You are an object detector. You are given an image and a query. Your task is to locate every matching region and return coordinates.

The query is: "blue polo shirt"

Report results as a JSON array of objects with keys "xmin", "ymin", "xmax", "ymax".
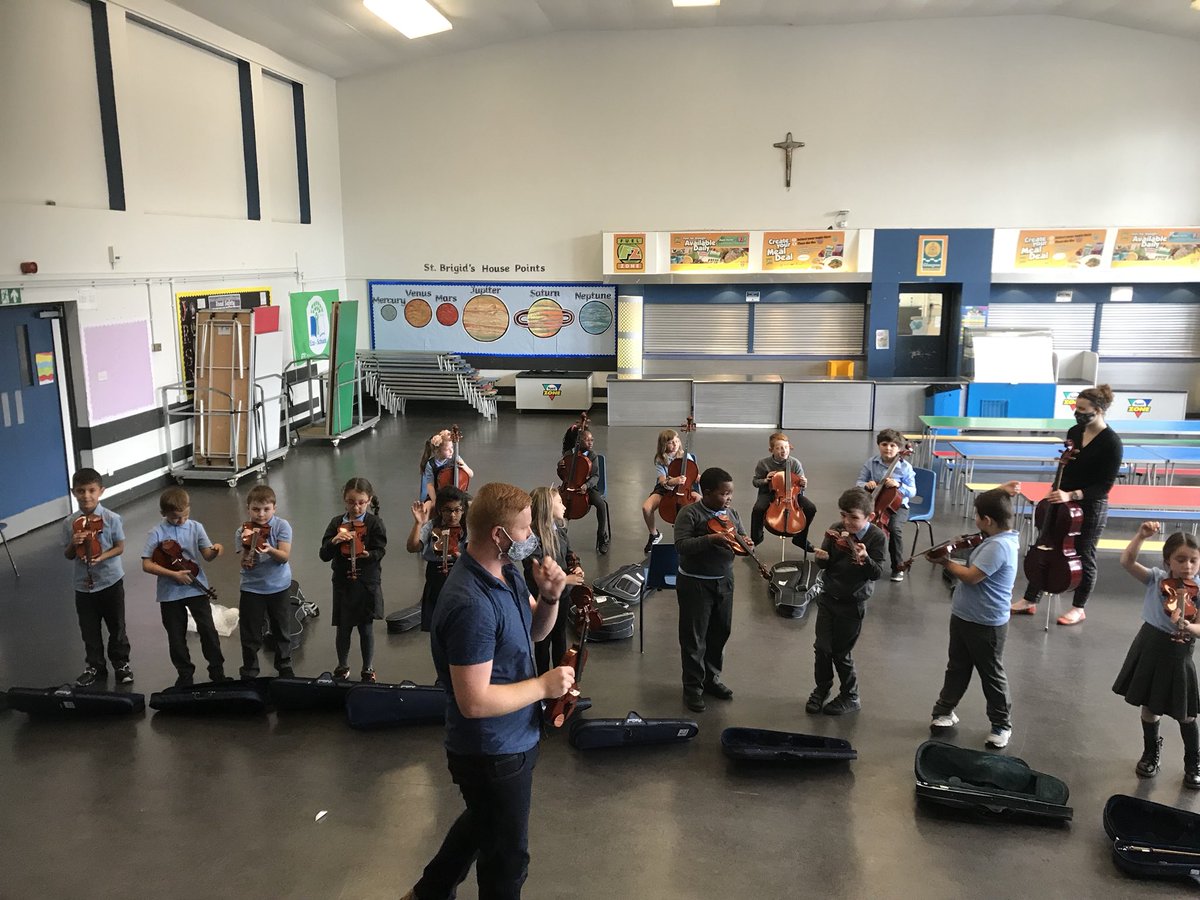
[
  {"xmin": 1141, "ymin": 566, "xmax": 1183, "ymax": 636},
  {"xmin": 62, "ymin": 504, "xmax": 125, "ymax": 592},
  {"xmin": 951, "ymin": 530, "xmax": 1019, "ymax": 626},
  {"xmin": 142, "ymin": 519, "xmax": 214, "ymax": 602},
  {"xmin": 235, "ymin": 516, "xmax": 293, "ymax": 594},
  {"xmin": 856, "ymin": 455, "xmax": 916, "ymax": 508},
  {"xmin": 431, "ymin": 549, "xmax": 540, "ymax": 756}
]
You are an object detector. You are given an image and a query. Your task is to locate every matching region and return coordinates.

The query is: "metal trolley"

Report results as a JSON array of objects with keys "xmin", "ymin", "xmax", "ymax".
[{"xmin": 286, "ymin": 357, "xmax": 380, "ymax": 449}]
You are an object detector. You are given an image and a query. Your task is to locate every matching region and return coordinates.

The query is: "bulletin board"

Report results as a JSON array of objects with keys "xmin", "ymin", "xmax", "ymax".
[
  {"xmin": 175, "ymin": 287, "xmax": 271, "ymax": 386},
  {"xmin": 81, "ymin": 320, "xmax": 156, "ymax": 425}
]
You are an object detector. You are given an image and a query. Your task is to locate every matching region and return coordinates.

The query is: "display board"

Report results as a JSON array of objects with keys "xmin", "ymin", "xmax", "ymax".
[
  {"xmin": 175, "ymin": 287, "xmax": 271, "ymax": 387},
  {"xmin": 369, "ymin": 282, "xmax": 616, "ymax": 357},
  {"xmin": 289, "ymin": 289, "xmax": 336, "ymax": 361},
  {"xmin": 328, "ymin": 300, "xmax": 358, "ymax": 435},
  {"xmin": 81, "ymin": 320, "xmax": 155, "ymax": 424}
]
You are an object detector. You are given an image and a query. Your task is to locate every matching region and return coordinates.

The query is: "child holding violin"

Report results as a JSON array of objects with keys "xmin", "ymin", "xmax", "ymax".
[
  {"xmin": 805, "ymin": 488, "xmax": 886, "ymax": 717},
  {"xmin": 62, "ymin": 468, "xmax": 133, "ymax": 687},
  {"xmin": 856, "ymin": 427, "xmax": 916, "ymax": 582},
  {"xmin": 673, "ymin": 467, "xmax": 742, "ymax": 713},
  {"xmin": 524, "ymin": 485, "xmax": 586, "ymax": 675},
  {"xmin": 643, "ymin": 428, "xmax": 701, "ymax": 554},
  {"xmin": 927, "ymin": 487, "xmax": 1018, "ymax": 750},
  {"xmin": 319, "ymin": 476, "xmax": 387, "ymax": 682},
  {"xmin": 1113, "ymin": 522, "xmax": 1200, "ymax": 788},
  {"xmin": 560, "ymin": 423, "xmax": 611, "ymax": 555},
  {"xmin": 750, "ymin": 431, "xmax": 817, "ymax": 552},
  {"xmin": 407, "ymin": 485, "xmax": 469, "ymax": 632},
  {"xmin": 141, "ymin": 487, "xmax": 227, "ymax": 687},
  {"xmin": 419, "ymin": 429, "xmax": 474, "ymax": 513},
  {"xmin": 235, "ymin": 484, "xmax": 294, "ymax": 680}
]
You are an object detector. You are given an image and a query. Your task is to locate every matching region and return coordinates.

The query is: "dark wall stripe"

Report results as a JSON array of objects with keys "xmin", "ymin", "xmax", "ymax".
[
  {"xmin": 88, "ymin": 0, "xmax": 125, "ymax": 211},
  {"xmin": 238, "ymin": 60, "xmax": 261, "ymax": 221},
  {"xmin": 292, "ymin": 82, "xmax": 311, "ymax": 224}
]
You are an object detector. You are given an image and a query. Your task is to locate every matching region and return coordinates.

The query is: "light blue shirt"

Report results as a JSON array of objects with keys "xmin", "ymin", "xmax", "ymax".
[
  {"xmin": 654, "ymin": 452, "xmax": 696, "ymax": 488},
  {"xmin": 62, "ymin": 504, "xmax": 125, "ymax": 593},
  {"xmin": 235, "ymin": 516, "xmax": 293, "ymax": 595},
  {"xmin": 856, "ymin": 455, "xmax": 916, "ymax": 508},
  {"xmin": 142, "ymin": 519, "xmax": 214, "ymax": 603},
  {"xmin": 1141, "ymin": 566, "xmax": 1184, "ymax": 636},
  {"xmin": 951, "ymin": 530, "xmax": 1019, "ymax": 626}
]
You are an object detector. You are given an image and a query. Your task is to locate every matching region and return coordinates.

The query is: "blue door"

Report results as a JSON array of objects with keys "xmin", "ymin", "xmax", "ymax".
[{"xmin": 0, "ymin": 305, "xmax": 70, "ymax": 530}]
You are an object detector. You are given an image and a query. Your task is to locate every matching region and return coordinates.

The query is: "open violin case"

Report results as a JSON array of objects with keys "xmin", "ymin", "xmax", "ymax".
[
  {"xmin": 770, "ymin": 561, "xmax": 813, "ymax": 619},
  {"xmin": 569, "ymin": 595, "xmax": 634, "ymax": 641},
  {"xmin": 149, "ymin": 677, "xmax": 272, "ymax": 715},
  {"xmin": 721, "ymin": 727, "xmax": 856, "ymax": 763},
  {"xmin": 914, "ymin": 740, "xmax": 1072, "ymax": 822},
  {"xmin": 269, "ymin": 671, "xmax": 356, "ymax": 711},
  {"xmin": 345, "ymin": 680, "xmax": 446, "ymax": 730},
  {"xmin": 6, "ymin": 684, "xmax": 145, "ymax": 717},
  {"xmin": 1103, "ymin": 794, "xmax": 1200, "ymax": 884},
  {"xmin": 386, "ymin": 604, "xmax": 422, "ymax": 634},
  {"xmin": 569, "ymin": 711, "xmax": 699, "ymax": 750},
  {"xmin": 592, "ymin": 563, "xmax": 645, "ymax": 604}
]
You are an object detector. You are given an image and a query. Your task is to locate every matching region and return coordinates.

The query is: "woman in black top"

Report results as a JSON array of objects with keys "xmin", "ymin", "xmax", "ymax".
[{"xmin": 1012, "ymin": 384, "xmax": 1122, "ymax": 625}]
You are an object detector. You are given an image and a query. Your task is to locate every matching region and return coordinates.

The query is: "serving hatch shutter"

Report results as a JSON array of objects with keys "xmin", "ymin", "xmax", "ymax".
[
  {"xmin": 1099, "ymin": 304, "xmax": 1200, "ymax": 357},
  {"xmin": 643, "ymin": 304, "xmax": 748, "ymax": 354},
  {"xmin": 983, "ymin": 304, "xmax": 1095, "ymax": 352},
  {"xmin": 752, "ymin": 304, "xmax": 864, "ymax": 355}
]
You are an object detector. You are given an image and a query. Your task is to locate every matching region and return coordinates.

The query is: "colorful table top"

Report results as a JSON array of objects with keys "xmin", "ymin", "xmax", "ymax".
[{"xmin": 1018, "ymin": 482, "xmax": 1200, "ymax": 510}]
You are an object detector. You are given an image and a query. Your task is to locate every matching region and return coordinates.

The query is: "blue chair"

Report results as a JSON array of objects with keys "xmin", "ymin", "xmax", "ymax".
[
  {"xmin": 594, "ymin": 453, "xmax": 607, "ymax": 497},
  {"xmin": 908, "ymin": 466, "xmax": 937, "ymax": 557},
  {"xmin": 640, "ymin": 542, "xmax": 678, "ymax": 653},
  {"xmin": 0, "ymin": 522, "xmax": 17, "ymax": 576}
]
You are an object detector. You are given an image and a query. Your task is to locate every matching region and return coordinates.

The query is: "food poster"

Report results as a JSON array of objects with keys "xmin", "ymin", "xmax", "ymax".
[
  {"xmin": 917, "ymin": 235, "xmax": 948, "ymax": 277},
  {"xmin": 613, "ymin": 234, "xmax": 646, "ymax": 273},
  {"xmin": 1015, "ymin": 230, "xmax": 1107, "ymax": 268},
  {"xmin": 369, "ymin": 282, "xmax": 616, "ymax": 357},
  {"xmin": 175, "ymin": 288, "xmax": 270, "ymax": 388},
  {"xmin": 762, "ymin": 231, "xmax": 847, "ymax": 271},
  {"xmin": 669, "ymin": 233, "xmax": 750, "ymax": 271},
  {"xmin": 1112, "ymin": 229, "xmax": 1200, "ymax": 267}
]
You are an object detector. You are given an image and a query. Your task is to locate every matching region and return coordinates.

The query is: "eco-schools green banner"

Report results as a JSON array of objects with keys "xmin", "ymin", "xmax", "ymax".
[{"xmin": 289, "ymin": 290, "xmax": 338, "ymax": 360}]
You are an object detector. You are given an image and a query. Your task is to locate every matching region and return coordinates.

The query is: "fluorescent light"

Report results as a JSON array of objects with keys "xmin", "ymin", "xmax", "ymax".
[
  {"xmin": 364, "ymin": 0, "xmax": 452, "ymax": 39},
  {"xmin": 674, "ymin": 1, "xmax": 721, "ymax": 7},
  {"xmin": 1111, "ymin": 285, "xmax": 1134, "ymax": 303}
]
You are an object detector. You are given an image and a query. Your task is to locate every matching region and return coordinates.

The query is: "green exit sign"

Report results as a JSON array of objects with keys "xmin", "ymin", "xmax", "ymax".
[{"xmin": 0, "ymin": 287, "xmax": 22, "ymax": 305}]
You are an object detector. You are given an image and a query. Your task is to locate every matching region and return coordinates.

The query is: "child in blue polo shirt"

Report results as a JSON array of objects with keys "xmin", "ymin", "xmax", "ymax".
[
  {"xmin": 928, "ymin": 487, "xmax": 1018, "ymax": 749},
  {"xmin": 63, "ymin": 468, "xmax": 133, "ymax": 686},
  {"xmin": 856, "ymin": 427, "xmax": 916, "ymax": 582},
  {"xmin": 141, "ymin": 487, "xmax": 227, "ymax": 686},
  {"xmin": 235, "ymin": 484, "xmax": 294, "ymax": 679}
]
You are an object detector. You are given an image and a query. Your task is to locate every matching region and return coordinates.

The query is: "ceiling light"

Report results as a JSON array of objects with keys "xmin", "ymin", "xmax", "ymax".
[
  {"xmin": 673, "ymin": 1, "xmax": 721, "ymax": 7},
  {"xmin": 364, "ymin": 0, "xmax": 452, "ymax": 39}
]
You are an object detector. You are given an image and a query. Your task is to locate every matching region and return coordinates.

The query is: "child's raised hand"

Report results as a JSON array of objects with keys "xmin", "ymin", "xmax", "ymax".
[
  {"xmin": 1138, "ymin": 521, "xmax": 1162, "ymax": 539},
  {"xmin": 813, "ymin": 548, "xmax": 829, "ymax": 561},
  {"xmin": 411, "ymin": 500, "xmax": 428, "ymax": 524}
]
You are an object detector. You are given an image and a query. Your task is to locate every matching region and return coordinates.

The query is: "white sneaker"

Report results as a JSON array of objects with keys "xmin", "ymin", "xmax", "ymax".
[
  {"xmin": 930, "ymin": 711, "xmax": 959, "ymax": 731},
  {"xmin": 985, "ymin": 726, "xmax": 1012, "ymax": 749}
]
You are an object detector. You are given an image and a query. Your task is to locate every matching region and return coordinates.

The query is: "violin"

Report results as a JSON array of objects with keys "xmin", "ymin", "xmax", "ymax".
[
  {"xmin": 544, "ymin": 582, "xmax": 603, "ymax": 729},
  {"xmin": 338, "ymin": 520, "xmax": 369, "ymax": 581},
  {"xmin": 708, "ymin": 512, "xmax": 771, "ymax": 581},
  {"xmin": 239, "ymin": 521, "xmax": 272, "ymax": 570},
  {"xmin": 659, "ymin": 415, "xmax": 700, "ymax": 526},
  {"xmin": 73, "ymin": 513, "xmax": 103, "ymax": 589},
  {"xmin": 824, "ymin": 528, "xmax": 868, "ymax": 566},
  {"xmin": 556, "ymin": 412, "xmax": 593, "ymax": 521},
  {"xmin": 435, "ymin": 425, "xmax": 469, "ymax": 491},
  {"xmin": 764, "ymin": 467, "xmax": 807, "ymax": 537},
  {"xmin": 1161, "ymin": 577, "xmax": 1199, "ymax": 644},
  {"xmin": 897, "ymin": 532, "xmax": 985, "ymax": 573},
  {"xmin": 152, "ymin": 539, "xmax": 218, "ymax": 600},
  {"xmin": 432, "ymin": 524, "xmax": 462, "ymax": 576},
  {"xmin": 870, "ymin": 443, "xmax": 914, "ymax": 530},
  {"xmin": 1023, "ymin": 441, "xmax": 1083, "ymax": 596}
]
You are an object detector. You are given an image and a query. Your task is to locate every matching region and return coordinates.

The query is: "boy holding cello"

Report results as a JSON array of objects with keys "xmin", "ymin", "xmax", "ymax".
[
  {"xmin": 857, "ymin": 428, "xmax": 916, "ymax": 582},
  {"xmin": 750, "ymin": 431, "xmax": 817, "ymax": 552}
]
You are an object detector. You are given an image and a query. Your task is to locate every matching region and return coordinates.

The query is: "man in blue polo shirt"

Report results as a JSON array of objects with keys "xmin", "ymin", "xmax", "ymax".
[{"xmin": 404, "ymin": 482, "xmax": 572, "ymax": 900}]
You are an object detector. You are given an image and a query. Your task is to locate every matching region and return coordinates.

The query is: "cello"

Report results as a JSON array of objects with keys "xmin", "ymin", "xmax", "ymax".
[
  {"xmin": 1022, "ymin": 441, "xmax": 1084, "ymax": 596},
  {"xmin": 708, "ymin": 512, "xmax": 771, "ymax": 581},
  {"xmin": 544, "ymin": 580, "xmax": 603, "ymax": 728},
  {"xmin": 556, "ymin": 412, "xmax": 593, "ymax": 521},
  {"xmin": 338, "ymin": 520, "xmax": 369, "ymax": 581},
  {"xmin": 152, "ymin": 539, "xmax": 218, "ymax": 601},
  {"xmin": 869, "ymin": 443, "xmax": 914, "ymax": 530},
  {"xmin": 765, "ymin": 468, "xmax": 807, "ymax": 537},
  {"xmin": 896, "ymin": 532, "xmax": 986, "ymax": 573},
  {"xmin": 73, "ymin": 513, "xmax": 103, "ymax": 589},
  {"xmin": 435, "ymin": 425, "xmax": 469, "ymax": 491},
  {"xmin": 659, "ymin": 416, "xmax": 699, "ymax": 525},
  {"xmin": 1161, "ymin": 577, "xmax": 1199, "ymax": 644}
]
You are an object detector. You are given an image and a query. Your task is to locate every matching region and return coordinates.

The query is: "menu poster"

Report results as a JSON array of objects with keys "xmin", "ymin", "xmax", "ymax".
[
  {"xmin": 917, "ymin": 235, "xmax": 948, "ymax": 277},
  {"xmin": 1015, "ymin": 229, "xmax": 1106, "ymax": 268},
  {"xmin": 669, "ymin": 232, "xmax": 750, "ymax": 271},
  {"xmin": 613, "ymin": 233, "xmax": 646, "ymax": 272},
  {"xmin": 1112, "ymin": 229, "xmax": 1200, "ymax": 267},
  {"xmin": 762, "ymin": 231, "xmax": 847, "ymax": 271}
]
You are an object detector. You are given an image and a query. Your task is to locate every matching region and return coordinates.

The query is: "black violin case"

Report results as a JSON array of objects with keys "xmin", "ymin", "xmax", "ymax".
[
  {"xmin": 263, "ymin": 579, "xmax": 319, "ymax": 651},
  {"xmin": 569, "ymin": 711, "xmax": 698, "ymax": 750},
  {"xmin": 721, "ymin": 727, "xmax": 856, "ymax": 763},
  {"xmin": 386, "ymin": 604, "xmax": 422, "ymax": 634},
  {"xmin": 770, "ymin": 561, "xmax": 813, "ymax": 619},
  {"xmin": 592, "ymin": 564, "xmax": 645, "ymax": 604},
  {"xmin": 914, "ymin": 740, "xmax": 1072, "ymax": 822},
  {"xmin": 149, "ymin": 678, "xmax": 272, "ymax": 715},
  {"xmin": 345, "ymin": 680, "xmax": 446, "ymax": 730},
  {"xmin": 1104, "ymin": 794, "xmax": 1200, "ymax": 884},
  {"xmin": 6, "ymin": 684, "xmax": 145, "ymax": 717},
  {"xmin": 569, "ymin": 595, "xmax": 634, "ymax": 641},
  {"xmin": 269, "ymin": 672, "xmax": 356, "ymax": 711}
]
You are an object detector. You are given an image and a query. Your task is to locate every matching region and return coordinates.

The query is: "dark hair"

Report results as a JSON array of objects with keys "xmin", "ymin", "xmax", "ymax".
[
  {"xmin": 974, "ymin": 488, "xmax": 1013, "ymax": 529},
  {"xmin": 1163, "ymin": 531, "xmax": 1200, "ymax": 562},
  {"xmin": 561, "ymin": 423, "xmax": 588, "ymax": 455},
  {"xmin": 837, "ymin": 487, "xmax": 872, "ymax": 517},
  {"xmin": 876, "ymin": 428, "xmax": 904, "ymax": 446},
  {"xmin": 435, "ymin": 485, "xmax": 469, "ymax": 517},
  {"xmin": 72, "ymin": 468, "xmax": 103, "ymax": 489},
  {"xmin": 343, "ymin": 476, "xmax": 381, "ymax": 515},
  {"xmin": 699, "ymin": 467, "xmax": 733, "ymax": 493},
  {"xmin": 159, "ymin": 486, "xmax": 189, "ymax": 514},
  {"xmin": 1077, "ymin": 383, "xmax": 1114, "ymax": 413},
  {"xmin": 246, "ymin": 485, "xmax": 276, "ymax": 507}
]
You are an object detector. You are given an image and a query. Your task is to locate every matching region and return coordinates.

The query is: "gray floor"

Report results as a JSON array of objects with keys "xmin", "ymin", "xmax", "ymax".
[{"xmin": 0, "ymin": 407, "xmax": 1195, "ymax": 899}]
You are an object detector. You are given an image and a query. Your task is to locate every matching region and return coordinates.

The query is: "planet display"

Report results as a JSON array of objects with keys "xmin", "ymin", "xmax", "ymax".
[
  {"xmin": 379, "ymin": 303, "xmax": 398, "ymax": 321},
  {"xmin": 404, "ymin": 298, "xmax": 432, "ymax": 328},
  {"xmin": 462, "ymin": 294, "xmax": 509, "ymax": 342},
  {"xmin": 436, "ymin": 303, "xmax": 459, "ymax": 326},
  {"xmin": 515, "ymin": 298, "xmax": 575, "ymax": 338},
  {"xmin": 578, "ymin": 300, "xmax": 613, "ymax": 335}
]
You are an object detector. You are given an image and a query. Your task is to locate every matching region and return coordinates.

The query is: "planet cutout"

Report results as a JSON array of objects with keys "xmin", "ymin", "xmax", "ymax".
[
  {"xmin": 462, "ymin": 294, "xmax": 509, "ymax": 342},
  {"xmin": 379, "ymin": 303, "xmax": 398, "ymax": 321},
  {"xmin": 578, "ymin": 300, "xmax": 613, "ymax": 335},
  {"xmin": 516, "ymin": 297, "xmax": 575, "ymax": 338},
  {"xmin": 436, "ymin": 303, "xmax": 459, "ymax": 326},
  {"xmin": 404, "ymin": 298, "xmax": 432, "ymax": 328}
]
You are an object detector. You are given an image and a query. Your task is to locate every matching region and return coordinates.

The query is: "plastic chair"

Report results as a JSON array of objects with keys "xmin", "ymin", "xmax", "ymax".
[
  {"xmin": 640, "ymin": 543, "xmax": 678, "ymax": 653},
  {"xmin": 595, "ymin": 454, "xmax": 607, "ymax": 497},
  {"xmin": 0, "ymin": 522, "xmax": 17, "ymax": 576},
  {"xmin": 908, "ymin": 466, "xmax": 937, "ymax": 557}
]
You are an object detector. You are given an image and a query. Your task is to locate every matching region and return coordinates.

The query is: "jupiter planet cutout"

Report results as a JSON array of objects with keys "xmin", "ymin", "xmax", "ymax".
[{"xmin": 462, "ymin": 294, "xmax": 509, "ymax": 342}]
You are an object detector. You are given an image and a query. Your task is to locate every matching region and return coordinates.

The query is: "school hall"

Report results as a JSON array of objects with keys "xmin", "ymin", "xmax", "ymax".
[{"xmin": 3, "ymin": 2, "xmax": 1200, "ymax": 898}]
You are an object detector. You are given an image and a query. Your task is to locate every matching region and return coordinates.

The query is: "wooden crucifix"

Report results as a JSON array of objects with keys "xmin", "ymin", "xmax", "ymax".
[{"xmin": 773, "ymin": 131, "xmax": 805, "ymax": 190}]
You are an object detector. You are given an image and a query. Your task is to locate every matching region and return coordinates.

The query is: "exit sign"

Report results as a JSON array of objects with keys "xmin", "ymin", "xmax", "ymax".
[{"xmin": 0, "ymin": 287, "xmax": 22, "ymax": 305}]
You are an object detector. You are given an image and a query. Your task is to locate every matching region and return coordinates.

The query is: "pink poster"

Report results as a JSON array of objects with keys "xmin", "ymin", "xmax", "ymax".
[{"xmin": 81, "ymin": 320, "xmax": 155, "ymax": 424}]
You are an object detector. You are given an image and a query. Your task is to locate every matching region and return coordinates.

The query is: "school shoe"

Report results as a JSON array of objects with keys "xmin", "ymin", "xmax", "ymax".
[
  {"xmin": 333, "ymin": 666, "xmax": 351, "ymax": 681},
  {"xmin": 644, "ymin": 531, "xmax": 663, "ymax": 554},
  {"xmin": 806, "ymin": 688, "xmax": 830, "ymax": 715},
  {"xmin": 277, "ymin": 667, "xmax": 295, "ymax": 678},
  {"xmin": 930, "ymin": 711, "xmax": 959, "ymax": 731},
  {"xmin": 114, "ymin": 665, "xmax": 134, "ymax": 685},
  {"xmin": 823, "ymin": 695, "xmax": 861, "ymax": 716},
  {"xmin": 75, "ymin": 667, "xmax": 103, "ymax": 687},
  {"xmin": 597, "ymin": 537, "xmax": 611, "ymax": 555},
  {"xmin": 1136, "ymin": 737, "xmax": 1162, "ymax": 778},
  {"xmin": 890, "ymin": 571, "xmax": 904, "ymax": 583},
  {"xmin": 683, "ymin": 690, "xmax": 705, "ymax": 713},
  {"xmin": 1185, "ymin": 759, "xmax": 1200, "ymax": 790},
  {"xmin": 1057, "ymin": 608, "xmax": 1086, "ymax": 626},
  {"xmin": 209, "ymin": 669, "xmax": 232, "ymax": 683},
  {"xmin": 175, "ymin": 672, "xmax": 195, "ymax": 688},
  {"xmin": 985, "ymin": 726, "xmax": 1012, "ymax": 750},
  {"xmin": 703, "ymin": 681, "xmax": 733, "ymax": 700},
  {"xmin": 361, "ymin": 668, "xmax": 377, "ymax": 683}
]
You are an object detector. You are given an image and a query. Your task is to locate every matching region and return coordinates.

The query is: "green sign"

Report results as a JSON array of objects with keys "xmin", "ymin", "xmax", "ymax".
[
  {"xmin": 329, "ymin": 300, "xmax": 359, "ymax": 435},
  {"xmin": 0, "ymin": 287, "xmax": 22, "ymax": 305},
  {"xmin": 288, "ymin": 289, "xmax": 337, "ymax": 361}
]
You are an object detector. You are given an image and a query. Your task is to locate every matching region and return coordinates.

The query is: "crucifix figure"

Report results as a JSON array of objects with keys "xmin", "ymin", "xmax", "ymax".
[{"xmin": 773, "ymin": 131, "xmax": 805, "ymax": 190}]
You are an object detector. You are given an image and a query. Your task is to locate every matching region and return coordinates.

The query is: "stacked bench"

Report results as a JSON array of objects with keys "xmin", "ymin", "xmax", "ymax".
[{"xmin": 357, "ymin": 351, "xmax": 498, "ymax": 420}]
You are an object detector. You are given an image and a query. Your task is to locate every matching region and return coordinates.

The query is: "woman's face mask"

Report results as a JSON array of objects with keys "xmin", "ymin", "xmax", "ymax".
[
  {"xmin": 498, "ymin": 527, "xmax": 539, "ymax": 562},
  {"xmin": 1074, "ymin": 410, "xmax": 1096, "ymax": 426}
]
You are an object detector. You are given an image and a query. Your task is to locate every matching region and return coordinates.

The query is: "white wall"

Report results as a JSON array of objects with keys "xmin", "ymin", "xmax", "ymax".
[{"xmin": 337, "ymin": 15, "xmax": 1200, "ymax": 284}]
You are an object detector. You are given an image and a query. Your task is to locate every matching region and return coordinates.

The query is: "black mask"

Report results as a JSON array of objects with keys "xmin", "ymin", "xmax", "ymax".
[{"xmin": 1074, "ymin": 411, "xmax": 1096, "ymax": 426}]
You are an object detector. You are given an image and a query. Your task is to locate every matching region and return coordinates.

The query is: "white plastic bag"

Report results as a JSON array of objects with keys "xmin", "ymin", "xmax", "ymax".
[{"xmin": 186, "ymin": 603, "xmax": 240, "ymax": 638}]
